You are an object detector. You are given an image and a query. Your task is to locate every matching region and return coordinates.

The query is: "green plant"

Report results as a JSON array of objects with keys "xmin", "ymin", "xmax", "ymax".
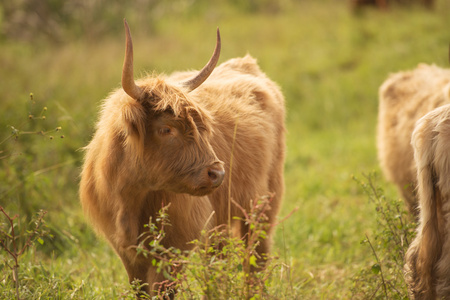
[
  {"xmin": 0, "ymin": 92, "xmax": 65, "ymax": 216},
  {"xmin": 133, "ymin": 195, "xmax": 295, "ymax": 299},
  {"xmin": 0, "ymin": 207, "xmax": 48, "ymax": 300},
  {"xmin": 0, "ymin": 92, "xmax": 62, "ymax": 299},
  {"xmin": 351, "ymin": 173, "xmax": 416, "ymax": 299},
  {"xmin": 1, "ymin": 92, "xmax": 63, "ymax": 154}
]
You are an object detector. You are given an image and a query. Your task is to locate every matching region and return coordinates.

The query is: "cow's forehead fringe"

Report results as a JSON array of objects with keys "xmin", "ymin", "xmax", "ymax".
[{"xmin": 140, "ymin": 76, "xmax": 213, "ymax": 131}]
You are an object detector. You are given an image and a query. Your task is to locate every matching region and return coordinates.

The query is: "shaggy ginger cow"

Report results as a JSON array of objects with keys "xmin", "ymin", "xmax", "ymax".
[
  {"xmin": 80, "ymin": 20, "xmax": 285, "ymax": 296},
  {"xmin": 405, "ymin": 101, "xmax": 450, "ymax": 299},
  {"xmin": 377, "ymin": 64, "xmax": 450, "ymax": 215}
]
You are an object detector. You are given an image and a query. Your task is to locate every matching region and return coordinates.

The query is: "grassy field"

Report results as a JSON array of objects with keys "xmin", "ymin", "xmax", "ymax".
[{"xmin": 1, "ymin": 0, "xmax": 450, "ymax": 298}]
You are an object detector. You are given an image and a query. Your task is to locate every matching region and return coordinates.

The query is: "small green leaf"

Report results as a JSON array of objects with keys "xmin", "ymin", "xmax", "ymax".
[
  {"xmin": 371, "ymin": 263, "xmax": 381, "ymax": 274},
  {"xmin": 249, "ymin": 255, "xmax": 258, "ymax": 267},
  {"xmin": 37, "ymin": 237, "xmax": 44, "ymax": 245}
]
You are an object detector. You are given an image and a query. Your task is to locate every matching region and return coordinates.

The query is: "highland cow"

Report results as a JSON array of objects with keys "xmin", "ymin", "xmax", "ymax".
[
  {"xmin": 377, "ymin": 64, "xmax": 450, "ymax": 215},
  {"xmin": 404, "ymin": 101, "xmax": 450, "ymax": 299},
  {"xmin": 79, "ymin": 20, "xmax": 285, "ymax": 296},
  {"xmin": 350, "ymin": 0, "xmax": 388, "ymax": 11},
  {"xmin": 350, "ymin": 0, "xmax": 434, "ymax": 11}
]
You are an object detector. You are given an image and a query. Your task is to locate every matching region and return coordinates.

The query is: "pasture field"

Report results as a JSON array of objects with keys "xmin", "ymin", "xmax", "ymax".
[{"xmin": 1, "ymin": 0, "xmax": 450, "ymax": 298}]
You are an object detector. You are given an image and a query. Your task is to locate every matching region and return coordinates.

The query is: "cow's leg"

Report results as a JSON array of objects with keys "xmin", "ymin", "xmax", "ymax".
[
  {"xmin": 259, "ymin": 143, "xmax": 285, "ymax": 262},
  {"xmin": 117, "ymin": 252, "xmax": 152, "ymax": 296},
  {"xmin": 118, "ymin": 251, "xmax": 174, "ymax": 298},
  {"xmin": 398, "ymin": 183, "xmax": 419, "ymax": 217},
  {"xmin": 146, "ymin": 265, "xmax": 175, "ymax": 299}
]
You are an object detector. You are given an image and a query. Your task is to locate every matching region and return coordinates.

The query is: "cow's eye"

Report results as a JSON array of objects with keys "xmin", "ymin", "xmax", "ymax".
[{"xmin": 159, "ymin": 126, "xmax": 172, "ymax": 136}]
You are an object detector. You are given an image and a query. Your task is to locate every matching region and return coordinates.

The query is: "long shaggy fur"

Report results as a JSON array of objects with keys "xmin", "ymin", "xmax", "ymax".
[
  {"xmin": 377, "ymin": 64, "xmax": 450, "ymax": 215},
  {"xmin": 405, "ymin": 103, "xmax": 450, "ymax": 299},
  {"xmin": 80, "ymin": 54, "xmax": 285, "ymax": 295}
]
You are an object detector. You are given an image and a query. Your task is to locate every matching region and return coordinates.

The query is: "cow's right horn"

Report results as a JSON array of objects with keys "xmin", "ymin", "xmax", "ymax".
[
  {"xmin": 122, "ymin": 19, "xmax": 144, "ymax": 100},
  {"xmin": 182, "ymin": 28, "xmax": 221, "ymax": 93}
]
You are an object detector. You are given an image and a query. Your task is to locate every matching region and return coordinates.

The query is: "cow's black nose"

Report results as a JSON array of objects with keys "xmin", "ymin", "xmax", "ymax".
[{"xmin": 207, "ymin": 164, "xmax": 225, "ymax": 188}]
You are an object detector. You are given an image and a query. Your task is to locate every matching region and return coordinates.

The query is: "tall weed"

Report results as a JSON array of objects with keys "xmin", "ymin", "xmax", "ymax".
[
  {"xmin": 0, "ymin": 93, "xmax": 64, "ymax": 217},
  {"xmin": 0, "ymin": 207, "xmax": 48, "ymax": 300},
  {"xmin": 0, "ymin": 93, "xmax": 64, "ymax": 299},
  {"xmin": 352, "ymin": 173, "xmax": 416, "ymax": 299}
]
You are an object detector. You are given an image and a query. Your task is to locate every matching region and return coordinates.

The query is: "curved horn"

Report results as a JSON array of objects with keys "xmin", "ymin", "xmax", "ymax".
[
  {"xmin": 182, "ymin": 28, "xmax": 221, "ymax": 93},
  {"xmin": 122, "ymin": 19, "xmax": 144, "ymax": 100}
]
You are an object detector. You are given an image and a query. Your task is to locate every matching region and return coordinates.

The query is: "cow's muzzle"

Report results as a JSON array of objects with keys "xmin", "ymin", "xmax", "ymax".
[{"xmin": 207, "ymin": 162, "xmax": 225, "ymax": 188}]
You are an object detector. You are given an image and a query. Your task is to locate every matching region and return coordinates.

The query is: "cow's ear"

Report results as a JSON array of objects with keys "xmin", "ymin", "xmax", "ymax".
[{"xmin": 120, "ymin": 100, "xmax": 146, "ymax": 156}]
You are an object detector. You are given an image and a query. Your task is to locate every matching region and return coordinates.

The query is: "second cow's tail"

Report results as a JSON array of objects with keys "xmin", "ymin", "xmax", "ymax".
[{"xmin": 405, "ymin": 106, "xmax": 450, "ymax": 299}]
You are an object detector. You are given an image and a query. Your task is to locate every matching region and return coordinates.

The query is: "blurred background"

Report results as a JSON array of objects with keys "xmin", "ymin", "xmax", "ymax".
[{"xmin": 0, "ymin": 0, "xmax": 449, "ymax": 298}]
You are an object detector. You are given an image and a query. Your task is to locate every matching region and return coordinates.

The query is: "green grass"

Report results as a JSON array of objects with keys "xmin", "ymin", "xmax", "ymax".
[{"xmin": 1, "ymin": 0, "xmax": 450, "ymax": 298}]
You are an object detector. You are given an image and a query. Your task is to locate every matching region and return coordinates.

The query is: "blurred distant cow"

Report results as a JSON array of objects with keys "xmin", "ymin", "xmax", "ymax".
[
  {"xmin": 351, "ymin": 0, "xmax": 434, "ymax": 10},
  {"xmin": 351, "ymin": 0, "xmax": 388, "ymax": 10},
  {"xmin": 377, "ymin": 64, "xmax": 450, "ymax": 215},
  {"xmin": 404, "ymin": 102, "xmax": 450, "ymax": 299},
  {"xmin": 79, "ymin": 20, "xmax": 286, "ymax": 296}
]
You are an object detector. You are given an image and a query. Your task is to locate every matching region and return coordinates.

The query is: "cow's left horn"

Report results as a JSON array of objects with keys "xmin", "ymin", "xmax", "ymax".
[
  {"xmin": 182, "ymin": 28, "xmax": 221, "ymax": 93},
  {"xmin": 122, "ymin": 19, "xmax": 144, "ymax": 100}
]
